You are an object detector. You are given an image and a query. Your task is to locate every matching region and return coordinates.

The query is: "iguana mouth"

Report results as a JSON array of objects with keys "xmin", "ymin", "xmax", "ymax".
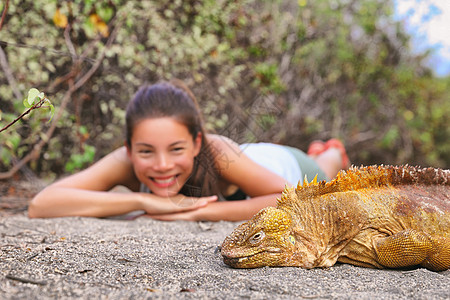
[
  {"xmin": 222, "ymin": 253, "xmax": 261, "ymax": 268},
  {"xmin": 222, "ymin": 248, "xmax": 282, "ymax": 268},
  {"xmin": 222, "ymin": 255, "xmax": 247, "ymax": 268}
]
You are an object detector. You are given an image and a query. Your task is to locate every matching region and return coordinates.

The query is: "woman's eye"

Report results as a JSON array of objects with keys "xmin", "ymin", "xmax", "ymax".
[{"xmin": 138, "ymin": 149, "xmax": 152, "ymax": 154}]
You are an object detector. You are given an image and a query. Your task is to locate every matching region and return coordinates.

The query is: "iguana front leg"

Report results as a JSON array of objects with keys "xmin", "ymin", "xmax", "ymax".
[{"xmin": 374, "ymin": 229, "xmax": 450, "ymax": 272}]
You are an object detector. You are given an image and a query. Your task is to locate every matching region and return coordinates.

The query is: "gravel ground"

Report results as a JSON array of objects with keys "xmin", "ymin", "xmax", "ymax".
[{"xmin": 0, "ymin": 213, "xmax": 449, "ymax": 299}]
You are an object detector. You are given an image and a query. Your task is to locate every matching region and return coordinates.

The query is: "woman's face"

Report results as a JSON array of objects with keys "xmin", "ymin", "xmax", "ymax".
[{"xmin": 127, "ymin": 117, "xmax": 202, "ymax": 197}]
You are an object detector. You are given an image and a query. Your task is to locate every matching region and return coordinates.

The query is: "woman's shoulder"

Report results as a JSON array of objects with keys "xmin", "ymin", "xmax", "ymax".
[
  {"xmin": 83, "ymin": 146, "xmax": 140, "ymax": 191},
  {"xmin": 206, "ymin": 134, "xmax": 240, "ymax": 153},
  {"xmin": 109, "ymin": 146, "xmax": 132, "ymax": 162},
  {"xmin": 102, "ymin": 146, "xmax": 136, "ymax": 177}
]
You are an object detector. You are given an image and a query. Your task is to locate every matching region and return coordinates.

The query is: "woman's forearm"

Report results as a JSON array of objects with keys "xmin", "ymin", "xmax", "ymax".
[
  {"xmin": 197, "ymin": 193, "xmax": 281, "ymax": 222},
  {"xmin": 28, "ymin": 187, "xmax": 143, "ymax": 218}
]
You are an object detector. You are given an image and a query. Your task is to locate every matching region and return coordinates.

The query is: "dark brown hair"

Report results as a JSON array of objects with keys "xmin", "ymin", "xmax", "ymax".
[{"xmin": 125, "ymin": 80, "xmax": 220, "ymax": 197}]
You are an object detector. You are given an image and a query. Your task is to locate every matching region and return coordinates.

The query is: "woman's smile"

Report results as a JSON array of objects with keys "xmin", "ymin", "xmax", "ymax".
[
  {"xmin": 150, "ymin": 175, "xmax": 179, "ymax": 188},
  {"xmin": 127, "ymin": 117, "xmax": 202, "ymax": 197}
]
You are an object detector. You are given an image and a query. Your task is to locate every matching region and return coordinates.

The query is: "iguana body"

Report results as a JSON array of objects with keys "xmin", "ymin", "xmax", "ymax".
[{"xmin": 221, "ymin": 165, "xmax": 450, "ymax": 271}]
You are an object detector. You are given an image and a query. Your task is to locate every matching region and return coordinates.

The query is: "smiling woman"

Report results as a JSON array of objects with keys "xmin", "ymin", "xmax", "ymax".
[
  {"xmin": 128, "ymin": 118, "xmax": 201, "ymax": 197},
  {"xmin": 28, "ymin": 80, "xmax": 349, "ymax": 221},
  {"xmin": 123, "ymin": 81, "xmax": 220, "ymax": 199},
  {"xmin": 128, "ymin": 117, "xmax": 203, "ymax": 197}
]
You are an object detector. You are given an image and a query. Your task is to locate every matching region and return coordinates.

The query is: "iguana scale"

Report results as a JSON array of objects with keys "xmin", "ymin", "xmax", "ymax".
[{"xmin": 221, "ymin": 165, "xmax": 450, "ymax": 271}]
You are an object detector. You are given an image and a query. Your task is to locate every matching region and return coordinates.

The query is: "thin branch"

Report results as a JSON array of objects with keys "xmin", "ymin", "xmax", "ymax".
[
  {"xmin": 72, "ymin": 21, "xmax": 121, "ymax": 92},
  {"xmin": 0, "ymin": 0, "xmax": 21, "ymax": 100},
  {"xmin": 79, "ymin": 34, "xmax": 102, "ymax": 59},
  {"xmin": 64, "ymin": 23, "xmax": 77, "ymax": 62},
  {"xmin": 0, "ymin": 99, "xmax": 47, "ymax": 133},
  {"xmin": 0, "ymin": 45, "xmax": 22, "ymax": 100},
  {"xmin": 0, "ymin": 0, "xmax": 9, "ymax": 31},
  {"xmin": 0, "ymin": 16, "xmax": 124, "ymax": 180},
  {"xmin": 0, "ymin": 40, "xmax": 96, "ymax": 64},
  {"xmin": 6, "ymin": 274, "xmax": 47, "ymax": 286},
  {"xmin": 46, "ymin": 68, "xmax": 78, "ymax": 92}
]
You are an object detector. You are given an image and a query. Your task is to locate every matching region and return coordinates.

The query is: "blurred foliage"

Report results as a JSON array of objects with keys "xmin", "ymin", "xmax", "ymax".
[{"xmin": 0, "ymin": 0, "xmax": 449, "ymax": 179}]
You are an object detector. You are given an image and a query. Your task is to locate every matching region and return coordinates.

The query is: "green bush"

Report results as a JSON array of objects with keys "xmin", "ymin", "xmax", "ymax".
[{"xmin": 0, "ymin": 0, "xmax": 448, "ymax": 180}]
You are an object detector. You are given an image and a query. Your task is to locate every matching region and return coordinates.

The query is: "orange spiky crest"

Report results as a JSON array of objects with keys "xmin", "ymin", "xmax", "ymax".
[{"xmin": 277, "ymin": 165, "xmax": 450, "ymax": 208}]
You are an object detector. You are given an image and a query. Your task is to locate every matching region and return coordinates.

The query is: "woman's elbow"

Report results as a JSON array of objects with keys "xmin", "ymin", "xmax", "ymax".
[
  {"xmin": 28, "ymin": 194, "xmax": 48, "ymax": 218},
  {"xmin": 28, "ymin": 199, "xmax": 40, "ymax": 218}
]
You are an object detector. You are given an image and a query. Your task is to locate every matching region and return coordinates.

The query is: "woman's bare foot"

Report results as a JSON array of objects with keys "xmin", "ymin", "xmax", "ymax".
[
  {"xmin": 307, "ymin": 139, "xmax": 351, "ymax": 179},
  {"xmin": 323, "ymin": 139, "xmax": 350, "ymax": 169}
]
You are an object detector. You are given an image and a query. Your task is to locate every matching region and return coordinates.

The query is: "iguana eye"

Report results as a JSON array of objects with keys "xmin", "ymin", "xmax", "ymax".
[{"xmin": 249, "ymin": 231, "xmax": 265, "ymax": 244}]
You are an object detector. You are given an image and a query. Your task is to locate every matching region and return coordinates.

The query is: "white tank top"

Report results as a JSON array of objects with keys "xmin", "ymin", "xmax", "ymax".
[{"xmin": 239, "ymin": 143, "xmax": 303, "ymax": 186}]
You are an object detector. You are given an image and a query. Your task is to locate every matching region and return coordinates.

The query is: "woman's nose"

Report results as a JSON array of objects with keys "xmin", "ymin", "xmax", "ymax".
[{"xmin": 153, "ymin": 153, "xmax": 173, "ymax": 171}]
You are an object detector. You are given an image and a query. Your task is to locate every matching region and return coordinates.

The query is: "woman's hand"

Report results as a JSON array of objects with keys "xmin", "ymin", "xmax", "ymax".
[
  {"xmin": 146, "ymin": 193, "xmax": 281, "ymax": 222},
  {"xmin": 139, "ymin": 193, "xmax": 217, "ymax": 215},
  {"xmin": 148, "ymin": 209, "xmax": 205, "ymax": 221}
]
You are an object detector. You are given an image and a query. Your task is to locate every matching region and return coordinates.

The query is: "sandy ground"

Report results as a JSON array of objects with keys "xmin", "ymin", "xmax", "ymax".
[{"xmin": 0, "ymin": 213, "xmax": 449, "ymax": 299}]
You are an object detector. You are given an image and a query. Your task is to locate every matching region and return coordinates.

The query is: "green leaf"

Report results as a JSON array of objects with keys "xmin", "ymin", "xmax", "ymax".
[
  {"xmin": 79, "ymin": 125, "xmax": 88, "ymax": 135},
  {"xmin": 27, "ymin": 88, "xmax": 40, "ymax": 106},
  {"xmin": 64, "ymin": 144, "xmax": 96, "ymax": 173},
  {"xmin": 48, "ymin": 104, "xmax": 55, "ymax": 122},
  {"xmin": 23, "ymin": 97, "xmax": 32, "ymax": 108},
  {"xmin": 43, "ymin": 100, "xmax": 55, "ymax": 122},
  {"xmin": 5, "ymin": 133, "xmax": 21, "ymax": 150},
  {"xmin": 0, "ymin": 147, "xmax": 12, "ymax": 166}
]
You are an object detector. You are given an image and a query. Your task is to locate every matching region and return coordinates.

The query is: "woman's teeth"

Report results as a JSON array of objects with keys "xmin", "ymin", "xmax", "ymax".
[{"xmin": 154, "ymin": 176, "xmax": 176, "ymax": 184}]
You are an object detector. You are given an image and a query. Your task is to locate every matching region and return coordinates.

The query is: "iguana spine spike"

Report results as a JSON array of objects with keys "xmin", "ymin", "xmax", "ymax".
[
  {"xmin": 296, "ymin": 181, "xmax": 302, "ymax": 191},
  {"xmin": 312, "ymin": 174, "xmax": 318, "ymax": 185}
]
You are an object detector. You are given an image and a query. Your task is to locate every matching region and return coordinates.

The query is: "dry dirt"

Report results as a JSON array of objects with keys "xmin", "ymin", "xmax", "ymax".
[{"xmin": 0, "ymin": 180, "xmax": 449, "ymax": 299}]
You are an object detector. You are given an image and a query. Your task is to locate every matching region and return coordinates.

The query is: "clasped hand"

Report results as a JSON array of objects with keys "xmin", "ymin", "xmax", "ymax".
[{"xmin": 139, "ymin": 193, "xmax": 218, "ymax": 221}]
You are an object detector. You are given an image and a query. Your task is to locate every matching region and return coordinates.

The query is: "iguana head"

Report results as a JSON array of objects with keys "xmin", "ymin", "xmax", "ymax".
[{"xmin": 221, "ymin": 206, "xmax": 297, "ymax": 268}]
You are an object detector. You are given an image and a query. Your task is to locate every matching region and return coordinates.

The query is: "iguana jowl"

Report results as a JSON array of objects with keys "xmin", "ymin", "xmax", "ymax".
[{"xmin": 221, "ymin": 165, "xmax": 450, "ymax": 271}]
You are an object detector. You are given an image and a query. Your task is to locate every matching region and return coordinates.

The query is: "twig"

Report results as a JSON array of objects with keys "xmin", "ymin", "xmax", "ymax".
[
  {"xmin": 0, "ymin": 0, "xmax": 8, "ymax": 31},
  {"xmin": 26, "ymin": 253, "xmax": 40, "ymax": 261},
  {"xmin": 79, "ymin": 34, "xmax": 102, "ymax": 60},
  {"xmin": 0, "ymin": 0, "xmax": 20, "ymax": 100},
  {"xmin": 0, "ymin": 40, "xmax": 96, "ymax": 64},
  {"xmin": 46, "ymin": 68, "xmax": 78, "ymax": 92},
  {"xmin": 0, "ymin": 99, "xmax": 47, "ymax": 133},
  {"xmin": 0, "ymin": 15, "xmax": 123, "ymax": 180},
  {"xmin": 72, "ymin": 18, "xmax": 121, "ymax": 92},
  {"xmin": 0, "ymin": 44, "xmax": 22, "ymax": 100},
  {"xmin": 46, "ymin": 26, "xmax": 101, "ymax": 92},
  {"xmin": 64, "ymin": 23, "xmax": 77, "ymax": 62},
  {"xmin": 5, "ymin": 274, "xmax": 47, "ymax": 286}
]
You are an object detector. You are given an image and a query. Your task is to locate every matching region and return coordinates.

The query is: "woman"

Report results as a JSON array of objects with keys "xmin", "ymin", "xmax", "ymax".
[{"xmin": 29, "ymin": 80, "xmax": 349, "ymax": 221}]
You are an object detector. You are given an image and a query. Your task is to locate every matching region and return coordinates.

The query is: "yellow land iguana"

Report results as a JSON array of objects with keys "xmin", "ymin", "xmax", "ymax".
[{"xmin": 221, "ymin": 165, "xmax": 450, "ymax": 271}]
